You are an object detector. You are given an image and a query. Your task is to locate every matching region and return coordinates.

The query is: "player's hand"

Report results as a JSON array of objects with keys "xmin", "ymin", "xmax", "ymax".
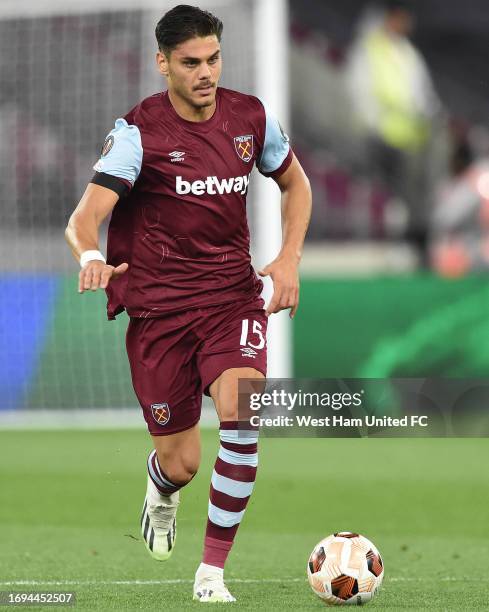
[
  {"xmin": 78, "ymin": 260, "xmax": 129, "ymax": 293},
  {"xmin": 258, "ymin": 255, "xmax": 300, "ymax": 318}
]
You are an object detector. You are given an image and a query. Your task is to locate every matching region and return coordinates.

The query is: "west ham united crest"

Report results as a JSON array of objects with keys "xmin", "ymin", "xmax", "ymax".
[
  {"xmin": 234, "ymin": 135, "xmax": 253, "ymax": 162},
  {"xmin": 151, "ymin": 403, "xmax": 170, "ymax": 426}
]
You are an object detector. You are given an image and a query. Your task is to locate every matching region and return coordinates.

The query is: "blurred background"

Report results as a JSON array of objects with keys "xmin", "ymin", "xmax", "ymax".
[{"xmin": 2, "ymin": 0, "xmax": 489, "ymax": 426}]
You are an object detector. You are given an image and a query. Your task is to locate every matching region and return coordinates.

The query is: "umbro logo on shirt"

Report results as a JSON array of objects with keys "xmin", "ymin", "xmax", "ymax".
[
  {"xmin": 169, "ymin": 151, "xmax": 185, "ymax": 162},
  {"xmin": 176, "ymin": 174, "xmax": 250, "ymax": 196}
]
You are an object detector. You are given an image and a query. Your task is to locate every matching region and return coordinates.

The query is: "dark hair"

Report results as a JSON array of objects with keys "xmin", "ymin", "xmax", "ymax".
[{"xmin": 155, "ymin": 5, "xmax": 223, "ymax": 54}]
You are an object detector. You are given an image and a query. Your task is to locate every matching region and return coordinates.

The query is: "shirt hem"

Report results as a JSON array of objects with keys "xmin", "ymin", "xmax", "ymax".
[{"xmin": 108, "ymin": 291, "xmax": 264, "ymax": 321}]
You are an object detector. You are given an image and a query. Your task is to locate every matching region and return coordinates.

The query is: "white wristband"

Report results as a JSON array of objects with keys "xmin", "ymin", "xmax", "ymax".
[{"xmin": 80, "ymin": 250, "xmax": 106, "ymax": 268}]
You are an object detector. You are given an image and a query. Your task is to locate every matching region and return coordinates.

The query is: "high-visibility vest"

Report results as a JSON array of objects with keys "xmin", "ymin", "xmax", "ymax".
[{"xmin": 365, "ymin": 30, "xmax": 429, "ymax": 151}]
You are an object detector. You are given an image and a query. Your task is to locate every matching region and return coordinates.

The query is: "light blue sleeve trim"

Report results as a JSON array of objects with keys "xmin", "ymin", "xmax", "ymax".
[
  {"xmin": 257, "ymin": 99, "xmax": 290, "ymax": 174},
  {"xmin": 93, "ymin": 118, "xmax": 142, "ymax": 184}
]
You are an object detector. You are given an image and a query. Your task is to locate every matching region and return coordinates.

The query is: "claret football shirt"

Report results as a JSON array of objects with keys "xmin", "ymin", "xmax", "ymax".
[{"xmin": 91, "ymin": 87, "xmax": 293, "ymax": 319}]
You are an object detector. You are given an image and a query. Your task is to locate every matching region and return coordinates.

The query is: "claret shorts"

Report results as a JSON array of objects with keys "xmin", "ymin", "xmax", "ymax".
[{"xmin": 126, "ymin": 296, "xmax": 267, "ymax": 436}]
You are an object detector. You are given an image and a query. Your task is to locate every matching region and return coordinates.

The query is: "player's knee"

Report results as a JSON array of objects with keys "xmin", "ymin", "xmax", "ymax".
[
  {"xmin": 219, "ymin": 406, "xmax": 239, "ymax": 422},
  {"xmin": 211, "ymin": 368, "xmax": 265, "ymax": 421}
]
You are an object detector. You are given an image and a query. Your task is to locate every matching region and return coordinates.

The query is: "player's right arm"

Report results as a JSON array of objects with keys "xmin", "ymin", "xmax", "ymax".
[
  {"xmin": 65, "ymin": 118, "xmax": 143, "ymax": 293},
  {"xmin": 65, "ymin": 184, "xmax": 128, "ymax": 293}
]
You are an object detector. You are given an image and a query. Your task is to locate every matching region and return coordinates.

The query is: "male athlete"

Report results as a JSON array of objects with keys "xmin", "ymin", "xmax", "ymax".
[{"xmin": 65, "ymin": 5, "xmax": 311, "ymax": 603}]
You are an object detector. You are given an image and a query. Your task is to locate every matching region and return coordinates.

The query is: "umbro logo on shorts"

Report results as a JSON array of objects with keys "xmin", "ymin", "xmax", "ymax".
[
  {"xmin": 176, "ymin": 174, "xmax": 250, "ymax": 196},
  {"xmin": 151, "ymin": 403, "xmax": 171, "ymax": 425},
  {"xmin": 240, "ymin": 347, "xmax": 257, "ymax": 359}
]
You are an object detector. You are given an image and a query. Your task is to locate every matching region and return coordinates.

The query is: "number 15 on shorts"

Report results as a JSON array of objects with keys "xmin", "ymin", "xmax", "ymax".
[{"xmin": 240, "ymin": 319, "xmax": 265, "ymax": 350}]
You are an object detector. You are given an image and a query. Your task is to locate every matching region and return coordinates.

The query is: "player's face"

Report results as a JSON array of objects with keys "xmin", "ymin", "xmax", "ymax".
[{"xmin": 159, "ymin": 36, "xmax": 222, "ymax": 111}]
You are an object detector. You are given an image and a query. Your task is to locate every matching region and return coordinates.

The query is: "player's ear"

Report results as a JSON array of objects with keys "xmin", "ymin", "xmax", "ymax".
[{"xmin": 156, "ymin": 50, "xmax": 169, "ymax": 78}]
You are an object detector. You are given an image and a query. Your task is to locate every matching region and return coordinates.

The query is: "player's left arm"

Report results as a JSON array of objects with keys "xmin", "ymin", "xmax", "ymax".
[{"xmin": 258, "ymin": 154, "xmax": 312, "ymax": 318}]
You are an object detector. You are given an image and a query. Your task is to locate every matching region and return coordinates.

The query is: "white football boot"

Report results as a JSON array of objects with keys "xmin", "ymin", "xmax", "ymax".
[
  {"xmin": 193, "ymin": 563, "xmax": 236, "ymax": 603},
  {"xmin": 140, "ymin": 475, "xmax": 179, "ymax": 561}
]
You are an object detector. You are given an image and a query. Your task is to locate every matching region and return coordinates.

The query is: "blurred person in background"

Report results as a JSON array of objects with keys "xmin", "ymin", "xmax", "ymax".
[
  {"xmin": 430, "ymin": 126, "xmax": 489, "ymax": 277},
  {"xmin": 346, "ymin": 0, "xmax": 443, "ymax": 259}
]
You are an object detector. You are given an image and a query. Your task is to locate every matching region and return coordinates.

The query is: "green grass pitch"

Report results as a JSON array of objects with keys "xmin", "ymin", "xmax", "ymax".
[{"xmin": 0, "ymin": 430, "xmax": 488, "ymax": 610}]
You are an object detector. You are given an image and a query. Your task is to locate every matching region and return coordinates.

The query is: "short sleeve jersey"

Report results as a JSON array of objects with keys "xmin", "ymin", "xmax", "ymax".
[{"xmin": 91, "ymin": 87, "xmax": 293, "ymax": 319}]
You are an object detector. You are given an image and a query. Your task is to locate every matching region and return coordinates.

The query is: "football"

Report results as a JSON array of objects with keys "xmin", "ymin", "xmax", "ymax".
[{"xmin": 307, "ymin": 532, "xmax": 384, "ymax": 605}]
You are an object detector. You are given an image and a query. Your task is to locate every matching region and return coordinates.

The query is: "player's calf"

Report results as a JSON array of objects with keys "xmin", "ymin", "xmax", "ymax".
[{"xmin": 194, "ymin": 422, "xmax": 259, "ymax": 602}]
